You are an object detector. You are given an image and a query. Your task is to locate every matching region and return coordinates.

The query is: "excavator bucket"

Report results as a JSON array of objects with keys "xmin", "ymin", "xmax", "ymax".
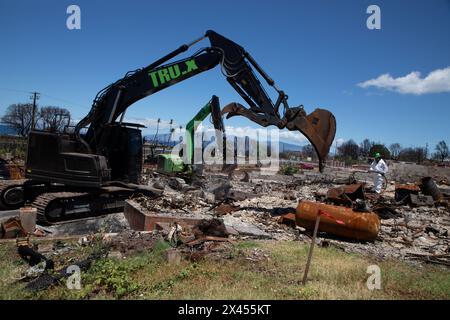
[{"xmin": 286, "ymin": 108, "xmax": 336, "ymax": 172}]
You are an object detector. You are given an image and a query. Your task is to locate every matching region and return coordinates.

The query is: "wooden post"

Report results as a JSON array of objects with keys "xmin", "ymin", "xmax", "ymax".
[{"xmin": 302, "ymin": 212, "xmax": 321, "ymax": 285}]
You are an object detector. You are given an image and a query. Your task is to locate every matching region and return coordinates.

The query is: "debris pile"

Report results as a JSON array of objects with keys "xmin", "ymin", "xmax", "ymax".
[
  {"xmin": 120, "ymin": 170, "xmax": 450, "ymax": 267},
  {"xmin": 133, "ymin": 192, "xmax": 211, "ymax": 214},
  {"xmin": 107, "ymin": 230, "xmax": 164, "ymax": 257},
  {"xmin": 1, "ymin": 165, "xmax": 449, "ymax": 270}
]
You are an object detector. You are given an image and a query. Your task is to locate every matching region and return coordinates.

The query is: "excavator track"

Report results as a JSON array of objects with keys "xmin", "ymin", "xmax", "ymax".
[
  {"xmin": 0, "ymin": 179, "xmax": 28, "ymax": 209},
  {"xmin": 32, "ymin": 186, "xmax": 138, "ymax": 225},
  {"xmin": 0, "ymin": 179, "xmax": 67, "ymax": 210}
]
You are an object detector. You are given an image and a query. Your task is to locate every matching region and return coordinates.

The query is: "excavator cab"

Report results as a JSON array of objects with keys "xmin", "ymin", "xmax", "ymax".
[
  {"xmin": 26, "ymin": 130, "xmax": 110, "ymax": 187},
  {"xmin": 100, "ymin": 123, "xmax": 144, "ymax": 183},
  {"xmin": 25, "ymin": 122, "xmax": 144, "ymax": 187}
]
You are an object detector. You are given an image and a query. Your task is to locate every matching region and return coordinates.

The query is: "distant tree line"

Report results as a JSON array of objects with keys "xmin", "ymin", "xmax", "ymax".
[
  {"xmin": 276, "ymin": 138, "xmax": 448, "ymax": 166},
  {"xmin": 1, "ymin": 103, "xmax": 71, "ymax": 137},
  {"xmin": 335, "ymin": 138, "xmax": 448, "ymax": 164}
]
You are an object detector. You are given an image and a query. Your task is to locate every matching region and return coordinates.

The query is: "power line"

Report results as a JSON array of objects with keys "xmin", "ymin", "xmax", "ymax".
[
  {"xmin": 0, "ymin": 87, "xmax": 90, "ymax": 110},
  {"xmin": 39, "ymin": 93, "xmax": 90, "ymax": 110},
  {"xmin": 0, "ymin": 87, "xmax": 32, "ymax": 94}
]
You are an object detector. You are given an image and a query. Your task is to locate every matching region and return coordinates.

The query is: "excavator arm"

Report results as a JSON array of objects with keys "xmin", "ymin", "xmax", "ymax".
[
  {"xmin": 76, "ymin": 30, "xmax": 336, "ymax": 171},
  {"xmin": 185, "ymin": 95, "xmax": 224, "ymax": 166}
]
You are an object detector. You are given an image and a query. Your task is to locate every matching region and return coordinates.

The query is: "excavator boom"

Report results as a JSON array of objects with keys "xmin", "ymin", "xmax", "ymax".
[{"xmin": 75, "ymin": 30, "xmax": 335, "ymax": 171}]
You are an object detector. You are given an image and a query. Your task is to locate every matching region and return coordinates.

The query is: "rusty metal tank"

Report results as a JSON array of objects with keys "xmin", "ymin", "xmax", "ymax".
[
  {"xmin": 420, "ymin": 177, "xmax": 443, "ymax": 201},
  {"xmin": 296, "ymin": 201, "xmax": 380, "ymax": 241}
]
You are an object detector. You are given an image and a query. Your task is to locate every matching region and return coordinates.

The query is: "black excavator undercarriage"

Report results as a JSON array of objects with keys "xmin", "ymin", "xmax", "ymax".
[
  {"xmin": 0, "ymin": 30, "xmax": 336, "ymax": 224},
  {"xmin": 0, "ymin": 179, "xmax": 162, "ymax": 224}
]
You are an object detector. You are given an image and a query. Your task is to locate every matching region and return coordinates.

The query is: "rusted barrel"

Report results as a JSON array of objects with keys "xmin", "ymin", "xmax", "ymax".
[
  {"xmin": 420, "ymin": 177, "xmax": 442, "ymax": 201},
  {"xmin": 296, "ymin": 201, "xmax": 380, "ymax": 241}
]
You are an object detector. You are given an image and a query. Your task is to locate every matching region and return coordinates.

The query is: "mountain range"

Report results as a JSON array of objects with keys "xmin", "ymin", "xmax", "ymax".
[{"xmin": 144, "ymin": 133, "xmax": 303, "ymax": 152}]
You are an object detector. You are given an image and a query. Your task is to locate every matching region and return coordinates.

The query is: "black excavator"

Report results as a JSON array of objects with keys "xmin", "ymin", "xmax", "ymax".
[{"xmin": 0, "ymin": 30, "xmax": 336, "ymax": 224}]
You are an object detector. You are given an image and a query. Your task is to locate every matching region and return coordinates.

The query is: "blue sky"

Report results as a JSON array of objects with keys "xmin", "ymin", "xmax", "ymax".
[{"xmin": 0, "ymin": 0, "xmax": 449, "ymax": 151}]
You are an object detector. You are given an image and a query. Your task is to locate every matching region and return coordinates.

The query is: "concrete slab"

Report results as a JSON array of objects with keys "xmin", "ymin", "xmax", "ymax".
[
  {"xmin": 124, "ymin": 199, "xmax": 211, "ymax": 231},
  {"xmin": 222, "ymin": 215, "xmax": 271, "ymax": 238},
  {"xmin": 39, "ymin": 212, "xmax": 129, "ymax": 236},
  {"xmin": 0, "ymin": 209, "xmax": 20, "ymax": 222}
]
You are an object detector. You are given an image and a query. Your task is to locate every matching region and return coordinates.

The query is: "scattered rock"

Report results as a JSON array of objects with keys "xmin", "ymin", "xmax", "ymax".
[
  {"xmin": 193, "ymin": 218, "xmax": 228, "ymax": 238},
  {"xmin": 165, "ymin": 248, "xmax": 182, "ymax": 265},
  {"xmin": 108, "ymin": 230, "xmax": 164, "ymax": 255},
  {"xmin": 222, "ymin": 216, "xmax": 270, "ymax": 238},
  {"xmin": 168, "ymin": 177, "xmax": 188, "ymax": 191},
  {"xmin": 108, "ymin": 251, "xmax": 124, "ymax": 260},
  {"xmin": 214, "ymin": 203, "xmax": 239, "ymax": 215}
]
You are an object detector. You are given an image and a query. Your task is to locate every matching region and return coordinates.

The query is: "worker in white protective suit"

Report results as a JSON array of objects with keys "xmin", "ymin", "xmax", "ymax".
[{"xmin": 369, "ymin": 152, "xmax": 388, "ymax": 194}]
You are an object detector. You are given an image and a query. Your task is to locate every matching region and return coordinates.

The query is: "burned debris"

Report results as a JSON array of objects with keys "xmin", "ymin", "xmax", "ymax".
[
  {"xmin": 0, "ymin": 160, "xmax": 449, "ymax": 295},
  {"xmin": 114, "ymin": 168, "xmax": 449, "ymax": 267}
]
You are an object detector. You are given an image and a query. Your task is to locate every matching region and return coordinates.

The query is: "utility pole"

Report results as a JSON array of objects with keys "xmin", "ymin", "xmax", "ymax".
[
  {"xmin": 335, "ymin": 140, "xmax": 338, "ymax": 159},
  {"xmin": 163, "ymin": 119, "xmax": 173, "ymax": 154},
  {"xmin": 168, "ymin": 119, "xmax": 173, "ymax": 145},
  {"xmin": 30, "ymin": 92, "xmax": 40, "ymax": 130},
  {"xmin": 153, "ymin": 118, "xmax": 161, "ymax": 146}
]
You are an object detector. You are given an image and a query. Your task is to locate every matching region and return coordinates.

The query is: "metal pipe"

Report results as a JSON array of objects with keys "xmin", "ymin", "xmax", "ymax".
[
  {"xmin": 144, "ymin": 35, "xmax": 206, "ymax": 73},
  {"xmin": 244, "ymin": 51, "xmax": 275, "ymax": 86},
  {"xmin": 108, "ymin": 89, "xmax": 123, "ymax": 124},
  {"xmin": 187, "ymin": 35, "xmax": 207, "ymax": 48},
  {"xmin": 119, "ymin": 110, "xmax": 126, "ymax": 124}
]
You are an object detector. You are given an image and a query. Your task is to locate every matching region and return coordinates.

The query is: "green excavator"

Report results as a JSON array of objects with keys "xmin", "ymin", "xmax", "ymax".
[{"xmin": 157, "ymin": 95, "xmax": 224, "ymax": 175}]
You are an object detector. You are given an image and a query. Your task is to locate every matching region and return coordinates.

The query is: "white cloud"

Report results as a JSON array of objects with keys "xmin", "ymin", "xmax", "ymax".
[
  {"xmin": 357, "ymin": 66, "xmax": 450, "ymax": 95},
  {"xmin": 119, "ymin": 118, "xmax": 309, "ymax": 144},
  {"xmin": 176, "ymin": 124, "xmax": 308, "ymax": 144},
  {"xmin": 335, "ymin": 138, "xmax": 345, "ymax": 146},
  {"xmin": 225, "ymin": 126, "xmax": 307, "ymax": 144},
  {"xmin": 278, "ymin": 130, "xmax": 308, "ymax": 144}
]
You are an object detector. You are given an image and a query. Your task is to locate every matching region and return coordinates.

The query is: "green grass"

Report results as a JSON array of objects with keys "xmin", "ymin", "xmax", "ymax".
[{"xmin": 0, "ymin": 239, "xmax": 449, "ymax": 300}]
